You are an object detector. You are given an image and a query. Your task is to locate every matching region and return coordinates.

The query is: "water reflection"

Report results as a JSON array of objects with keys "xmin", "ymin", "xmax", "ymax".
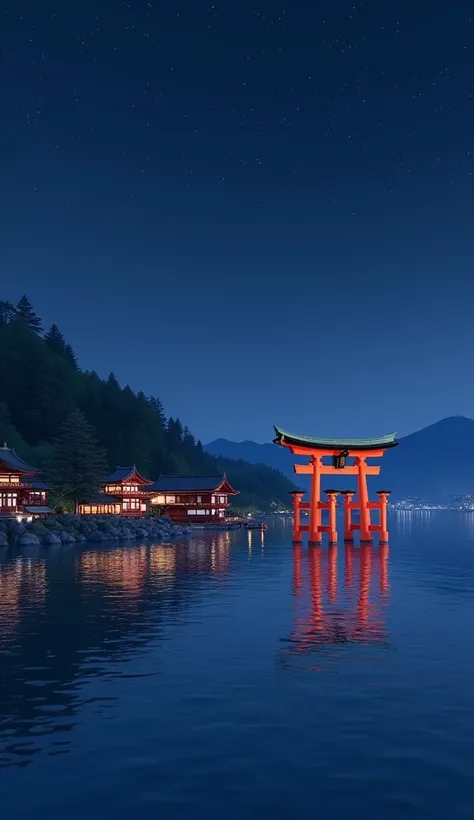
[
  {"xmin": 246, "ymin": 527, "xmax": 266, "ymax": 557},
  {"xmin": 282, "ymin": 544, "xmax": 391, "ymax": 664},
  {"xmin": 2, "ymin": 518, "xmax": 474, "ymax": 820},
  {"xmin": 0, "ymin": 534, "xmax": 232, "ymax": 769},
  {"xmin": 0, "ymin": 559, "xmax": 46, "ymax": 640}
]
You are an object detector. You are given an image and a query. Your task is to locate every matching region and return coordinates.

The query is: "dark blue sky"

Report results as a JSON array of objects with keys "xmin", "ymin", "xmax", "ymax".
[{"xmin": 1, "ymin": 1, "xmax": 473, "ymax": 443}]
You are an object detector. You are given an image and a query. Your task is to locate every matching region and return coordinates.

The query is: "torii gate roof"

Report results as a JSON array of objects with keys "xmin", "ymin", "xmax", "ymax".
[{"xmin": 273, "ymin": 426, "xmax": 398, "ymax": 452}]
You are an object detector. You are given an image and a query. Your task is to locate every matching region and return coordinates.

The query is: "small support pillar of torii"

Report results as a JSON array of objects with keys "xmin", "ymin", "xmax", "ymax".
[{"xmin": 275, "ymin": 427, "xmax": 398, "ymax": 546}]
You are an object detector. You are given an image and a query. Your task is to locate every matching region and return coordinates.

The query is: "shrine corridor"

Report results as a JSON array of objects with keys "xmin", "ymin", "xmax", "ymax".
[{"xmin": 1, "ymin": 514, "xmax": 474, "ymax": 820}]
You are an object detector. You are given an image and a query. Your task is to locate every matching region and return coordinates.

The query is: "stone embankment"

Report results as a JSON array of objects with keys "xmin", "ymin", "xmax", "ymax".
[{"xmin": 0, "ymin": 515, "xmax": 191, "ymax": 547}]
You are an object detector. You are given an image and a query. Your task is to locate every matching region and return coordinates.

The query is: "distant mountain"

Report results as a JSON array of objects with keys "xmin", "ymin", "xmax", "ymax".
[
  {"xmin": 205, "ymin": 438, "xmax": 294, "ymax": 476},
  {"xmin": 205, "ymin": 417, "xmax": 474, "ymax": 502}
]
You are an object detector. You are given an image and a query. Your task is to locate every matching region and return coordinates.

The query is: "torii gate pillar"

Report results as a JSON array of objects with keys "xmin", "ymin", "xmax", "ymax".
[
  {"xmin": 356, "ymin": 456, "xmax": 371, "ymax": 543},
  {"xmin": 290, "ymin": 491, "xmax": 305, "ymax": 543},
  {"xmin": 309, "ymin": 456, "xmax": 322, "ymax": 545}
]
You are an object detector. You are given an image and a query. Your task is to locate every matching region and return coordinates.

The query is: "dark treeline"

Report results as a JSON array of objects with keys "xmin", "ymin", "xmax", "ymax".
[{"xmin": 0, "ymin": 296, "xmax": 294, "ymax": 511}]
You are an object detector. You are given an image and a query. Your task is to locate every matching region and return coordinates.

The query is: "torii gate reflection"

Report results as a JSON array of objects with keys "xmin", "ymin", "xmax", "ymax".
[{"xmin": 287, "ymin": 543, "xmax": 390, "ymax": 657}]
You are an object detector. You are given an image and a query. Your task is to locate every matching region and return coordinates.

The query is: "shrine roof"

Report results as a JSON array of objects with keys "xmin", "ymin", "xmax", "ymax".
[
  {"xmin": 148, "ymin": 474, "xmax": 239, "ymax": 495},
  {"xmin": 29, "ymin": 478, "xmax": 52, "ymax": 491},
  {"xmin": 103, "ymin": 466, "xmax": 152, "ymax": 485},
  {"xmin": 273, "ymin": 426, "xmax": 398, "ymax": 451},
  {"xmin": 0, "ymin": 445, "xmax": 38, "ymax": 474}
]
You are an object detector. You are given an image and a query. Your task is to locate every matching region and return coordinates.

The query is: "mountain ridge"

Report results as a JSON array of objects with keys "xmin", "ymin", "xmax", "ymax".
[{"xmin": 205, "ymin": 415, "xmax": 474, "ymax": 502}]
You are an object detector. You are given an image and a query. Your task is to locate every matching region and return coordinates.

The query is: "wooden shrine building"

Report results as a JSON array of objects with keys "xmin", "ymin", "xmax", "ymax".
[
  {"xmin": 78, "ymin": 466, "xmax": 153, "ymax": 517},
  {"xmin": 0, "ymin": 444, "xmax": 53, "ymax": 519},
  {"xmin": 148, "ymin": 475, "xmax": 239, "ymax": 524},
  {"xmin": 274, "ymin": 426, "xmax": 398, "ymax": 545}
]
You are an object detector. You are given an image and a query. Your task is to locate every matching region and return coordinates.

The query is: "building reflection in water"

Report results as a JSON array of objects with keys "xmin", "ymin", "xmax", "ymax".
[
  {"xmin": 0, "ymin": 532, "xmax": 234, "ymax": 770},
  {"xmin": 284, "ymin": 544, "xmax": 391, "ymax": 661},
  {"xmin": 79, "ymin": 546, "xmax": 149, "ymax": 597},
  {"xmin": 77, "ymin": 532, "xmax": 233, "ymax": 595},
  {"xmin": 0, "ymin": 558, "xmax": 46, "ymax": 645},
  {"xmin": 247, "ymin": 527, "xmax": 266, "ymax": 559}
]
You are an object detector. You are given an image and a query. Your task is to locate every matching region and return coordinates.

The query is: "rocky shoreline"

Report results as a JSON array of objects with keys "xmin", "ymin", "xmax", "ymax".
[{"xmin": 0, "ymin": 514, "xmax": 192, "ymax": 548}]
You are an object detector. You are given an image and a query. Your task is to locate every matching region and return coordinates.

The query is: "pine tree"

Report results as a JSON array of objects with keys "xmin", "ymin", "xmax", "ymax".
[
  {"xmin": 0, "ymin": 301, "xmax": 17, "ymax": 326},
  {"xmin": 147, "ymin": 395, "xmax": 167, "ymax": 428},
  {"xmin": 45, "ymin": 323, "xmax": 66, "ymax": 354},
  {"xmin": 15, "ymin": 295, "xmax": 42, "ymax": 333},
  {"xmin": 45, "ymin": 324, "xmax": 78, "ymax": 370},
  {"xmin": 46, "ymin": 409, "xmax": 108, "ymax": 513},
  {"xmin": 64, "ymin": 344, "xmax": 78, "ymax": 370},
  {"xmin": 167, "ymin": 417, "xmax": 184, "ymax": 448}
]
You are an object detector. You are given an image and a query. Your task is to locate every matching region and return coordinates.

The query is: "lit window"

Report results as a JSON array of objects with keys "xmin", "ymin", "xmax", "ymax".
[
  {"xmin": 165, "ymin": 495, "xmax": 176, "ymax": 504},
  {"xmin": 0, "ymin": 493, "xmax": 18, "ymax": 508},
  {"xmin": 197, "ymin": 495, "xmax": 202, "ymax": 503},
  {"xmin": 123, "ymin": 498, "xmax": 140, "ymax": 510},
  {"xmin": 187, "ymin": 510, "xmax": 197, "ymax": 516},
  {"xmin": 106, "ymin": 485, "xmax": 121, "ymax": 494}
]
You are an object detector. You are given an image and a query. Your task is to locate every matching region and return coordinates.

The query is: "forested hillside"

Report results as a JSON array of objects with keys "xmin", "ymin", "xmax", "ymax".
[{"xmin": 0, "ymin": 297, "xmax": 294, "ymax": 511}]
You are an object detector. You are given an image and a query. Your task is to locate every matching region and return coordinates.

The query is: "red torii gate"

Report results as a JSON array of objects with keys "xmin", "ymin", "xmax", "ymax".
[{"xmin": 274, "ymin": 426, "xmax": 398, "ymax": 545}]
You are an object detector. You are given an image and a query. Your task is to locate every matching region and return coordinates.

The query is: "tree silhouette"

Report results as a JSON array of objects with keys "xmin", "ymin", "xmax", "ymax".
[
  {"xmin": 46, "ymin": 410, "xmax": 108, "ymax": 513},
  {"xmin": 15, "ymin": 295, "xmax": 42, "ymax": 333},
  {"xmin": 45, "ymin": 323, "xmax": 66, "ymax": 354},
  {"xmin": 0, "ymin": 301, "xmax": 17, "ymax": 326},
  {"xmin": 45, "ymin": 324, "xmax": 78, "ymax": 370}
]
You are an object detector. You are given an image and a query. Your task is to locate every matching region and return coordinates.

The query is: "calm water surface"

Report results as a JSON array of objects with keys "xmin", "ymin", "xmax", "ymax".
[{"xmin": 1, "ymin": 513, "xmax": 474, "ymax": 819}]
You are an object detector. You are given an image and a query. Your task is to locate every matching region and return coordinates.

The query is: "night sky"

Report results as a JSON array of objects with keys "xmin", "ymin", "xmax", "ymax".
[{"xmin": 1, "ymin": 1, "xmax": 473, "ymax": 444}]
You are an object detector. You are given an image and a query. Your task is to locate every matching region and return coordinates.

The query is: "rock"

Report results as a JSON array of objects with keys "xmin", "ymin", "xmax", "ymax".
[
  {"xmin": 18, "ymin": 533, "xmax": 41, "ymax": 546},
  {"xmin": 9, "ymin": 522, "xmax": 26, "ymax": 536},
  {"xmin": 87, "ymin": 532, "xmax": 103, "ymax": 542},
  {"xmin": 119, "ymin": 528, "xmax": 135, "ymax": 539},
  {"xmin": 44, "ymin": 519, "xmax": 63, "ymax": 530},
  {"xmin": 41, "ymin": 532, "xmax": 62, "ymax": 545},
  {"xmin": 104, "ymin": 526, "xmax": 120, "ymax": 537},
  {"xmin": 0, "ymin": 513, "xmax": 190, "ymax": 546},
  {"xmin": 79, "ymin": 525, "xmax": 94, "ymax": 535}
]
